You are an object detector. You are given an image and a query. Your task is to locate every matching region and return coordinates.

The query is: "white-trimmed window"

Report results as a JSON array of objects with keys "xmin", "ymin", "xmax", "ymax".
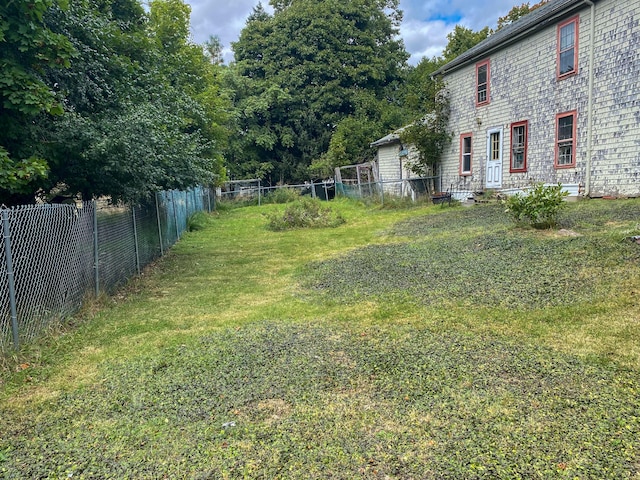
[
  {"xmin": 510, "ymin": 121, "xmax": 528, "ymax": 173},
  {"xmin": 460, "ymin": 133, "xmax": 472, "ymax": 175},
  {"xmin": 555, "ymin": 111, "xmax": 576, "ymax": 168},
  {"xmin": 557, "ymin": 16, "xmax": 579, "ymax": 79},
  {"xmin": 476, "ymin": 60, "xmax": 490, "ymax": 106}
]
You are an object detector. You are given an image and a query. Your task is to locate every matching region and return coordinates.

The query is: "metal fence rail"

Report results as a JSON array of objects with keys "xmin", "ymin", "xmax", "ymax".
[
  {"xmin": 218, "ymin": 177, "xmax": 442, "ymax": 205},
  {"xmin": 0, "ymin": 186, "xmax": 214, "ymax": 352}
]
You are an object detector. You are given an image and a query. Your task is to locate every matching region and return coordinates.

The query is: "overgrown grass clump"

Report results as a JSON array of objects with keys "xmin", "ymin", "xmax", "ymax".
[
  {"xmin": 263, "ymin": 187, "xmax": 301, "ymax": 204},
  {"xmin": 266, "ymin": 197, "xmax": 345, "ymax": 231},
  {"xmin": 186, "ymin": 211, "xmax": 213, "ymax": 231}
]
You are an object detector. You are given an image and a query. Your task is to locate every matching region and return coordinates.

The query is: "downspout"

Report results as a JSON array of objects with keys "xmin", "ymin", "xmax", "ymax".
[{"xmin": 584, "ymin": 0, "xmax": 596, "ymax": 197}]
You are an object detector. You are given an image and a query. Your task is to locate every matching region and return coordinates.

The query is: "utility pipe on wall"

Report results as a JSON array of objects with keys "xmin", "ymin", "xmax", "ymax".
[{"xmin": 583, "ymin": 0, "xmax": 596, "ymax": 197}]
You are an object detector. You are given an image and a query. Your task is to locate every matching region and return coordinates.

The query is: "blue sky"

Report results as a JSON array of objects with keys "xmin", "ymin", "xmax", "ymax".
[{"xmin": 182, "ymin": 0, "xmax": 524, "ymax": 65}]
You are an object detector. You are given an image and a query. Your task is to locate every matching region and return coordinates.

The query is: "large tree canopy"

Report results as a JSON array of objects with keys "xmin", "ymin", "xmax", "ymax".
[
  {"xmin": 229, "ymin": 0, "xmax": 408, "ymax": 184},
  {"xmin": 0, "ymin": 0, "xmax": 74, "ymax": 200},
  {"xmin": 0, "ymin": 0, "xmax": 230, "ymax": 205}
]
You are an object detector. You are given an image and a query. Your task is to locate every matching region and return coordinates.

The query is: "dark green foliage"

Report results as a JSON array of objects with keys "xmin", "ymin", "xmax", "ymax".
[
  {"xmin": 401, "ymin": 56, "xmax": 445, "ymax": 116},
  {"xmin": 266, "ymin": 197, "xmax": 345, "ymax": 230},
  {"xmin": 229, "ymin": 0, "xmax": 408, "ymax": 184},
  {"xmin": 504, "ymin": 183, "xmax": 569, "ymax": 228},
  {"xmin": 496, "ymin": 1, "xmax": 549, "ymax": 30},
  {"xmin": 0, "ymin": 0, "xmax": 74, "ymax": 200},
  {"xmin": 399, "ymin": 87, "xmax": 451, "ymax": 176},
  {"xmin": 2, "ymin": 322, "xmax": 638, "ymax": 478},
  {"xmin": 1, "ymin": 0, "xmax": 230, "ymax": 205}
]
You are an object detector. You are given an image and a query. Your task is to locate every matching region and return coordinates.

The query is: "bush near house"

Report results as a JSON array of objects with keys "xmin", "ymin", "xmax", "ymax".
[{"xmin": 503, "ymin": 183, "xmax": 569, "ymax": 228}]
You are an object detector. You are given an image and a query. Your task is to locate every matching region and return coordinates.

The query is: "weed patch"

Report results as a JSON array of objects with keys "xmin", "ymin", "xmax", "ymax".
[
  {"xmin": 187, "ymin": 211, "xmax": 213, "ymax": 232},
  {"xmin": 307, "ymin": 201, "xmax": 640, "ymax": 310},
  {"xmin": 266, "ymin": 197, "xmax": 345, "ymax": 231},
  {"xmin": 305, "ymin": 231, "xmax": 640, "ymax": 309}
]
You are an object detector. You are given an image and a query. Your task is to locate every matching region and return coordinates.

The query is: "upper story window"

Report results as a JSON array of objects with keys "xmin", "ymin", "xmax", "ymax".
[
  {"xmin": 510, "ymin": 121, "xmax": 528, "ymax": 173},
  {"xmin": 460, "ymin": 133, "xmax": 472, "ymax": 175},
  {"xmin": 476, "ymin": 60, "xmax": 490, "ymax": 106},
  {"xmin": 555, "ymin": 111, "xmax": 577, "ymax": 168},
  {"xmin": 557, "ymin": 16, "xmax": 579, "ymax": 79}
]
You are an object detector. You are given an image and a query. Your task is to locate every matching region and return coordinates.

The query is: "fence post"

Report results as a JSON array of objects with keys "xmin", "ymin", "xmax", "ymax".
[
  {"xmin": 93, "ymin": 200, "xmax": 99, "ymax": 297},
  {"xmin": 2, "ymin": 209, "xmax": 20, "ymax": 349},
  {"xmin": 171, "ymin": 190, "xmax": 179, "ymax": 241},
  {"xmin": 323, "ymin": 181, "xmax": 329, "ymax": 201},
  {"xmin": 132, "ymin": 205, "xmax": 141, "ymax": 275},
  {"xmin": 155, "ymin": 192, "xmax": 164, "ymax": 256},
  {"xmin": 206, "ymin": 187, "xmax": 211, "ymax": 213},
  {"xmin": 258, "ymin": 179, "xmax": 261, "ymax": 206},
  {"xmin": 379, "ymin": 180, "xmax": 385, "ymax": 206}
]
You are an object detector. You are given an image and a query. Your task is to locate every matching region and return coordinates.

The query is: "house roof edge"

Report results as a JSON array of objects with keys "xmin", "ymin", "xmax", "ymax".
[{"xmin": 432, "ymin": 0, "xmax": 598, "ymax": 77}]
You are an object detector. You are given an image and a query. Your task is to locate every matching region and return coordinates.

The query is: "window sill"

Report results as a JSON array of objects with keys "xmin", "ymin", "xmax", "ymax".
[{"xmin": 557, "ymin": 71, "xmax": 577, "ymax": 81}]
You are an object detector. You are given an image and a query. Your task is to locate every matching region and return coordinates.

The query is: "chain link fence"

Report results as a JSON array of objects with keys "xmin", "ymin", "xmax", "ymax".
[
  {"xmin": 336, "ymin": 176, "xmax": 443, "ymax": 203},
  {"xmin": 1, "ymin": 186, "xmax": 214, "ymax": 352}
]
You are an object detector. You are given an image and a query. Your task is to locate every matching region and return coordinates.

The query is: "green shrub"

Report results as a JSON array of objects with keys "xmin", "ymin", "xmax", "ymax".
[
  {"xmin": 264, "ymin": 187, "xmax": 301, "ymax": 204},
  {"xmin": 504, "ymin": 183, "xmax": 569, "ymax": 228},
  {"xmin": 266, "ymin": 197, "xmax": 346, "ymax": 231},
  {"xmin": 187, "ymin": 211, "xmax": 212, "ymax": 231}
]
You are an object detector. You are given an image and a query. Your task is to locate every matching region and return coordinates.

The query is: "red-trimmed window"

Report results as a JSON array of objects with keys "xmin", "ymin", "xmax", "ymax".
[
  {"xmin": 510, "ymin": 121, "xmax": 528, "ymax": 173},
  {"xmin": 557, "ymin": 16, "xmax": 579, "ymax": 79},
  {"xmin": 460, "ymin": 133, "xmax": 472, "ymax": 175},
  {"xmin": 555, "ymin": 111, "xmax": 577, "ymax": 168},
  {"xmin": 476, "ymin": 60, "xmax": 490, "ymax": 106}
]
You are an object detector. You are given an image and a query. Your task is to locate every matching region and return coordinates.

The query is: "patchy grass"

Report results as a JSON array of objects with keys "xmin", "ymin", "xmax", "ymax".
[
  {"xmin": 1, "ymin": 198, "xmax": 640, "ymax": 479},
  {"xmin": 304, "ymin": 228, "xmax": 639, "ymax": 309},
  {"xmin": 3, "ymin": 322, "xmax": 639, "ymax": 479}
]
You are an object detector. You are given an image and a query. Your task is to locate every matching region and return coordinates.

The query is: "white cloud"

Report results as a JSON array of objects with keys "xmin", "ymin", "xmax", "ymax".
[
  {"xmin": 181, "ymin": 0, "xmax": 520, "ymax": 65},
  {"xmin": 400, "ymin": 18, "xmax": 450, "ymax": 64}
]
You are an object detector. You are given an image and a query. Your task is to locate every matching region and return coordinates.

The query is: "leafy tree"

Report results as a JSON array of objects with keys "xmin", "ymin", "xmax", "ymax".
[
  {"xmin": 33, "ymin": 0, "xmax": 229, "ymax": 204},
  {"xmin": 442, "ymin": 25, "xmax": 490, "ymax": 62},
  {"xmin": 0, "ymin": 0, "xmax": 74, "ymax": 203},
  {"xmin": 402, "ymin": 56, "xmax": 445, "ymax": 116},
  {"xmin": 496, "ymin": 1, "xmax": 549, "ymax": 30},
  {"xmin": 399, "ymin": 85, "xmax": 451, "ymax": 178},
  {"xmin": 231, "ymin": 0, "xmax": 408, "ymax": 184},
  {"xmin": 205, "ymin": 35, "xmax": 225, "ymax": 65}
]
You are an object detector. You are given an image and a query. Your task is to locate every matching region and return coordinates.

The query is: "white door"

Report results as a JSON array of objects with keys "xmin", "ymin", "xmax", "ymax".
[{"xmin": 486, "ymin": 128, "xmax": 503, "ymax": 189}]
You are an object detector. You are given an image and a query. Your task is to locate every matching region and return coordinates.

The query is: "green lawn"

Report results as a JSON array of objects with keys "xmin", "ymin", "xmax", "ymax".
[{"xmin": 1, "ymin": 198, "xmax": 639, "ymax": 479}]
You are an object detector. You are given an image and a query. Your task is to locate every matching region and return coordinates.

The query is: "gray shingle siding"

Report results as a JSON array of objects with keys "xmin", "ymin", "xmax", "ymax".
[{"xmin": 436, "ymin": 0, "xmax": 639, "ymax": 197}]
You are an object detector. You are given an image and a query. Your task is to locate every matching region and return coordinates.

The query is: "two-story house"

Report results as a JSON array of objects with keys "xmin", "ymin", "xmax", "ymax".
[{"xmin": 432, "ymin": 0, "xmax": 639, "ymax": 199}]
